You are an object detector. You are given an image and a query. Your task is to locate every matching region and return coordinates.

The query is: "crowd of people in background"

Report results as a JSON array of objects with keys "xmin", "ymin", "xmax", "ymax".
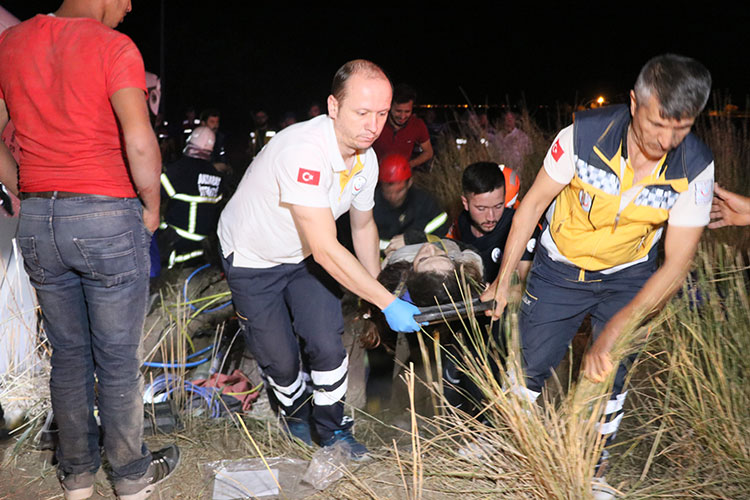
[
  {"xmin": 0, "ymin": 4, "xmax": 736, "ymax": 497},
  {"xmin": 138, "ymin": 54, "xmax": 725, "ymax": 500},
  {"xmin": 148, "ymin": 87, "xmax": 536, "ymax": 276}
]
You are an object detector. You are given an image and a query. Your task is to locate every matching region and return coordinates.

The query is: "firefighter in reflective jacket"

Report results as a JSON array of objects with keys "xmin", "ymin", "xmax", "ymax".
[
  {"xmin": 373, "ymin": 154, "xmax": 450, "ymax": 253},
  {"xmin": 160, "ymin": 125, "xmax": 224, "ymax": 268}
]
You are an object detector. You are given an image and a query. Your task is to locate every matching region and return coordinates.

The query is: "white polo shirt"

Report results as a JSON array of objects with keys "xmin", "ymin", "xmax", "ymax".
[{"xmin": 218, "ymin": 115, "xmax": 378, "ymax": 268}]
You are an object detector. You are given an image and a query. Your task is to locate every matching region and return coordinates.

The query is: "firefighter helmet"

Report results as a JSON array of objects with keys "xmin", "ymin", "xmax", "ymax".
[{"xmin": 379, "ymin": 154, "xmax": 411, "ymax": 183}]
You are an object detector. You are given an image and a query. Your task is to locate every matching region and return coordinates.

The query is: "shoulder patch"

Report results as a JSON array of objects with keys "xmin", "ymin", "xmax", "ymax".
[
  {"xmin": 297, "ymin": 168, "xmax": 320, "ymax": 186},
  {"xmin": 352, "ymin": 175, "xmax": 366, "ymax": 194},
  {"xmin": 551, "ymin": 139, "xmax": 564, "ymax": 162},
  {"xmin": 491, "ymin": 247, "xmax": 502, "ymax": 263},
  {"xmin": 694, "ymin": 179, "xmax": 713, "ymax": 206}
]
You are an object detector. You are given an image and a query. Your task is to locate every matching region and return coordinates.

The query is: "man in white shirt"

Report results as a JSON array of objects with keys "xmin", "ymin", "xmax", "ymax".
[{"xmin": 218, "ymin": 60, "xmax": 421, "ymax": 457}]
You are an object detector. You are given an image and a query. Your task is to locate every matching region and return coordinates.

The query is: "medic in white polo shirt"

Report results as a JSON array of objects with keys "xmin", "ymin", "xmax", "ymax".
[{"xmin": 217, "ymin": 60, "xmax": 422, "ymax": 457}]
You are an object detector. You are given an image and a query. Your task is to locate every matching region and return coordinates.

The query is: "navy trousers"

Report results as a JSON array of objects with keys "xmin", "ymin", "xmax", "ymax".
[
  {"xmin": 221, "ymin": 254, "xmax": 349, "ymax": 441},
  {"xmin": 518, "ymin": 247, "xmax": 656, "ymax": 441}
]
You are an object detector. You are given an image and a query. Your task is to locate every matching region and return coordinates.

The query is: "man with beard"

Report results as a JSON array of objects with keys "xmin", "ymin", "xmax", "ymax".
[{"xmin": 447, "ymin": 161, "xmax": 536, "ymax": 282}]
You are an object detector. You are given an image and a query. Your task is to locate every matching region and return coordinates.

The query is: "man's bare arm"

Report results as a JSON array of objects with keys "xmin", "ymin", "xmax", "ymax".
[
  {"xmin": 291, "ymin": 205, "xmax": 395, "ymax": 309},
  {"xmin": 516, "ymin": 260, "xmax": 532, "ymax": 282},
  {"xmin": 409, "ymin": 139, "xmax": 433, "ymax": 169},
  {"xmin": 349, "ymin": 206, "xmax": 381, "ymax": 278},
  {"xmin": 0, "ymin": 100, "xmax": 18, "ymax": 195},
  {"xmin": 582, "ymin": 224, "xmax": 704, "ymax": 382},
  {"xmin": 709, "ymin": 183, "xmax": 750, "ymax": 228},
  {"xmin": 481, "ymin": 167, "xmax": 566, "ymax": 316},
  {"xmin": 110, "ymin": 87, "xmax": 161, "ymax": 232}
]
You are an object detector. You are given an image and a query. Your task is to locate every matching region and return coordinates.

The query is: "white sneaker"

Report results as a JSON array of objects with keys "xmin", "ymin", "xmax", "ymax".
[{"xmin": 591, "ymin": 476, "xmax": 617, "ymax": 500}]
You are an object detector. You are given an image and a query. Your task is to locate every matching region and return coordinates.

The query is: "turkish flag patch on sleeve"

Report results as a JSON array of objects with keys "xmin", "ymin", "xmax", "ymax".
[
  {"xmin": 550, "ymin": 139, "xmax": 564, "ymax": 162},
  {"xmin": 297, "ymin": 168, "xmax": 321, "ymax": 185}
]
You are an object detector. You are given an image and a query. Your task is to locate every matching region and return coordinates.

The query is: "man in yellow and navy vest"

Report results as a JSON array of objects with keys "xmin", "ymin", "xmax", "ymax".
[
  {"xmin": 482, "ymin": 54, "xmax": 714, "ymax": 492},
  {"xmin": 160, "ymin": 125, "xmax": 224, "ymax": 268}
]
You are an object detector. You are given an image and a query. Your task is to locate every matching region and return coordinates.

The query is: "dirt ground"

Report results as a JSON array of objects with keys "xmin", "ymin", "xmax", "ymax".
[
  {"xmin": 0, "ymin": 389, "xmax": 429, "ymax": 500},
  {"xmin": 0, "ymin": 265, "xmax": 436, "ymax": 500},
  {"xmin": 0, "ymin": 264, "xmax": 589, "ymax": 500}
]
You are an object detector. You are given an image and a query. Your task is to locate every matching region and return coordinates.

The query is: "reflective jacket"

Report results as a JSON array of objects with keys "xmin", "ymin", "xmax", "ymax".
[
  {"xmin": 160, "ymin": 156, "xmax": 224, "ymax": 242},
  {"xmin": 546, "ymin": 105, "xmax": 712, "ymax": 271}
]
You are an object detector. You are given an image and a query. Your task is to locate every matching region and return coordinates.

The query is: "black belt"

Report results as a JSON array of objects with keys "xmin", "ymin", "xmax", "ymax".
[{"xmin": 19, "ymin": 191, "xmax": 125, "ymax": 200}]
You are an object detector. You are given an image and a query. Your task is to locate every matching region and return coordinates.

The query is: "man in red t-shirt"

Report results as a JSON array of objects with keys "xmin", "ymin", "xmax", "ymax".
[
  {"xmin": 372, "ymin": 83, "xmax": 433, "ymax": 170},
  {"xmin": 0, "ymin": 1, "xmax": 178, "ymax": 499}
]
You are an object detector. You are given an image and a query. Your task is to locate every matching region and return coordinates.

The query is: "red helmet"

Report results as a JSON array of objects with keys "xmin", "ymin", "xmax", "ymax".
[
  {"xmin": 379, "ymin": 154, "xmax": 411, "ymax": 183},
  {"xmin": 499, "ymin": 164, "xmax": 520, "ymax": 208}
]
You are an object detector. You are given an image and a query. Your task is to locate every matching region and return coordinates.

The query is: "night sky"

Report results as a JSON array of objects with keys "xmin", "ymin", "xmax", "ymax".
[{"xmin": 2, "ymin": 2, "xmax": 750, "ymax": 136}]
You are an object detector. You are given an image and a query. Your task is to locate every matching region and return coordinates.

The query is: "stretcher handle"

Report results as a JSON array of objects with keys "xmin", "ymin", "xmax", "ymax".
[{"xmin": 413, "ymin": 298, "xmax": 494, "ymax": 324}]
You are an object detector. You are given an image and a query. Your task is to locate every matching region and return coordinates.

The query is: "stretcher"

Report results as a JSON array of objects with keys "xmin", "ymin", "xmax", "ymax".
[{"xmin": 413, "ymin": 297, "xmax": 493, "ymax": 325}]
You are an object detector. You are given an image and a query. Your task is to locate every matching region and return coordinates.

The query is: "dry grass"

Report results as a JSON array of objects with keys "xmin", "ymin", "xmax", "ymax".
[
  {"xmin": 414, "ymin": 108, "xmax": 555, "ymax": 221},
  {"xmin": 696, "ymin": 103, "xmax": 750, "ymax": 253},
  {"xmin": 3, "ymin": 261, "xmax": 750, "ymax": 498},
  {"xmin": 4, "ymin": 106, "xmax": 750, "ymax": 498}
]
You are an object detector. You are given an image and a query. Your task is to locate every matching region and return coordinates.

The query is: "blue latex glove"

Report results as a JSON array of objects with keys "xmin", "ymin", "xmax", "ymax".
[{"xmin": 382, "ymin": 298, "xmax": 423, "ymax": 333}]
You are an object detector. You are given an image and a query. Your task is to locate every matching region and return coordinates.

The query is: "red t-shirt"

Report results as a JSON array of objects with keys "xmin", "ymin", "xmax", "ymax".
[
  {"xmin": 372, "ymin": 115, "xmax": 429, "ymax": 162},
  {"xmin": 0, "ymin": 14, "xmax": 147, "ymax": 197}
]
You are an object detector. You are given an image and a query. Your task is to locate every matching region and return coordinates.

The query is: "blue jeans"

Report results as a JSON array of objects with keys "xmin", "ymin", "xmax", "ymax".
[{"xmin": 17, "ymin": 196, "xmax": 151, "ymax": 480}]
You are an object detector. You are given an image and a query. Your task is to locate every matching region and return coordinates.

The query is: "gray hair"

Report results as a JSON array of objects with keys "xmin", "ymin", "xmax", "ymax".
[{"xmin": 634, "ymin": 54, "xmax": 712, "ymax": 119}]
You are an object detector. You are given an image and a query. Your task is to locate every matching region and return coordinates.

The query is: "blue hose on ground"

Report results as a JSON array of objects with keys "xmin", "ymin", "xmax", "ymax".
[
  {"xmin": 142, "ymin": 343, "xmax": 215, "ymax": 369},
  {"xmin": 184, "ymin": 263, "xmax": 232, "ymax": 314},
  {"xmin": 142, "ymin": 357, "xmax": 209, "ymax": 369},
  {"xmin": 143, "ymin": 373, "xmax": 222, "ymax": 418}
]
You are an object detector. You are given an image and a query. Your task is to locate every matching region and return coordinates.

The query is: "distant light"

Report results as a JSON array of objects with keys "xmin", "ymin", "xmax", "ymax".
[{"xmin": 597, "ymin": 96, "xmax": 605, "ymax": 105}]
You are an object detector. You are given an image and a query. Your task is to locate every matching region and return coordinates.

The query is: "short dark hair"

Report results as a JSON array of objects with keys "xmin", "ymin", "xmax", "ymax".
[
  {"xmin": 393, "ymin": 83, "xmax": 417, "ymax": 105},
  {"xmin": 634, "ymin": 54, "xmax": 712, "ymax": 119},
  {"xmin": 462, "ymin": 162, "xmax": 506, "ymax": 196},
  {"xmin": 331, "ymin": 59, "xmax": 389, "ymax": 102},
  {"xmin": 200, "ymin": 108, "xmax": 220, "ymax": 122}
]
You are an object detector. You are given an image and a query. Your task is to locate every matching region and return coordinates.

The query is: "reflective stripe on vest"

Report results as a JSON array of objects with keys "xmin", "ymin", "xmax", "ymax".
[
  {"xmin": 423, "ymin": 211, "xmax": 448, "ymax": 234},
  {"xmin": 170, "ymin": 224, "xmax": 206, "ymax": 242},
  {"xmin": 160, "ymin": 173, "xmax": 177, "ymax": 197},
  {"xmin": 168, "ymin": 249, "xmax": 204, "ymax": 269},
  {"xmin": 160, "ymin": 172, "xmax": 222, "ymax": 242}
]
